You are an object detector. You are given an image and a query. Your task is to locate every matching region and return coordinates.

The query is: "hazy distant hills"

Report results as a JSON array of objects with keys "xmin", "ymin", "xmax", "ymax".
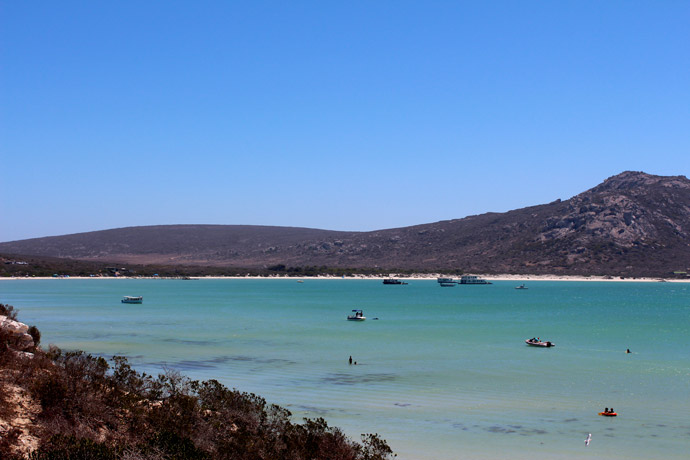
[{"xmin": 3, "ymin": 171, "xmax": 690, "ymax": 276}]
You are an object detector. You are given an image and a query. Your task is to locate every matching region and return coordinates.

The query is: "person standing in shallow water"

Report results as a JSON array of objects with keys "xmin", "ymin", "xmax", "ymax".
[{"xmin": 349, "ymin": 356, "xmax": 352, "ymax": 365}]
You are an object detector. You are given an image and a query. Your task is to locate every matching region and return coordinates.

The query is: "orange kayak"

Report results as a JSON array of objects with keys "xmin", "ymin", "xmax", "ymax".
[{"xmin": 598, "ymin": 412, "xmax": 617, "ymax": 416}]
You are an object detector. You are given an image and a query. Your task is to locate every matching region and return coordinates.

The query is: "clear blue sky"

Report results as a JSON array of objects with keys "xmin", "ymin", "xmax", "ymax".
[{"xmin": 2, "ymin": 1, "xmax": 689, "ymax": 242}]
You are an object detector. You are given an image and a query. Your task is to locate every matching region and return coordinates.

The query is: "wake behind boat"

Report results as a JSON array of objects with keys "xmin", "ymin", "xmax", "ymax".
[{"xmin": 525, "ymin": 338, "xmax": 554, "ymax": 347}]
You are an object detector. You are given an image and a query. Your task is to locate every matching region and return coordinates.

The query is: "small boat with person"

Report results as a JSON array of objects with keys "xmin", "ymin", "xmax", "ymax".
[
  {"xmin": 121, "ymin": 296, "xmax": 143, "ymax": 304},
  {"xmin": 525, "ymin": 337, "xmax": 554, "ymax": 347},
  {"xmin": 347, "ymin": 309, "xmax": 366, "ymax": 321},
  {"xmin": 515, "ymin": 284, "xmax": 528, "ymax": 290}
]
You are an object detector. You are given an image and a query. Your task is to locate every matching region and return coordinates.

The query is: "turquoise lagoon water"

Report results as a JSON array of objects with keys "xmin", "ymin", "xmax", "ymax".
[{"xmin": 1, "ymin": 279, "xmax": 689, "ymax": 459}]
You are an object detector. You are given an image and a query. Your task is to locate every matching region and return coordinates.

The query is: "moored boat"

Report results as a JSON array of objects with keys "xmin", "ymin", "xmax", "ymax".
[
  {"xmin": 121, "ymin": 296, "xmax": 143, "ymax": 304},
  {"xmin": 439, "ymin": 282, "xmax": 456, "ymax": 287},
  {"xmin": 383, "ymin": 279, "xmax": 407, "ymax": 285},
  {"xmin": 515, "ymin": 284, "xmax": 528, "ymax": 290},
  {"xmin": 459, "ymin": 275, "xmax": 492, "ymax": 285}
]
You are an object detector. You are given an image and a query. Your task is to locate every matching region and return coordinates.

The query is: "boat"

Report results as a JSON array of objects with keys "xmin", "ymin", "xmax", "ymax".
[
  {"xmin": 458, "ymin": 275, "xmax": 492, "ymax": 285},
  {"xmin": 525, "ymin": 338, "xmax": 554, "ymax": 347},
  {"xmin": 383, "ymin": 279, "xmax": 407, "ymax": 285},
  {"xmin": 439, "ymin": 282, "xmax": 456, "ymax": 287},
  {"xmin": 347, "ymin": 309, "xmax": 366, "ymax": 321},
  {"xmin": 437, "ymin": 277, "xmax": 454, "ymax": 283},
  {"xmin": 598, "ymin": 411, "xmax": 618, "ymax": 417},
  {"xmin": 515, "ymin": 284, "xmax": 528, "ymax": 290},
  {"xmin": 121, "ymin": 296, "xmax": 143, "ymax": 304}
]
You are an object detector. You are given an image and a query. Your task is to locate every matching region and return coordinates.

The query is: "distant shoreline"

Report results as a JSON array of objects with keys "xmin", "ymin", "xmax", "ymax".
[{"xmin": 1, "ymin": 274, "xmax": 687, "ymax": 282}]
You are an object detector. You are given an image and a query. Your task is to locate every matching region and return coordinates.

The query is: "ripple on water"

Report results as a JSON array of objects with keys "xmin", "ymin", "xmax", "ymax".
[
  {"xmin": 321, "ymin": 372, "xmax": 397, "ymax": 385},
  {"xmin": 146, "ymin": 354, "xmax": 294, "ymax": 371}
]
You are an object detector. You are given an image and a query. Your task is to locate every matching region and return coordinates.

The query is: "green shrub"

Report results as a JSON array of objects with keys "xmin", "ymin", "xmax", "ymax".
[
  {"xmin": 27, "ymin": 325, "xmax": 41, "ymax": 347},
  {"xmin": 28, "ymin": 435, "xmax": 119, "ymax": 460}
]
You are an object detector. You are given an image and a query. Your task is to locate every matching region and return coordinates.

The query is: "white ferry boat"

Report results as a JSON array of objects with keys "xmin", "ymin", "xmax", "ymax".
[
  {"xmin": 458, "ymin": 275, "xmax": 492, "ymax": 285},
  {"xmin": 121, "ymin": 296, "xmax": 143, "ymax": 304}
]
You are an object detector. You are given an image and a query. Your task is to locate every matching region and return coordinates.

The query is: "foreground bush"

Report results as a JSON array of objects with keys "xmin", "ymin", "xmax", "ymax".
[{"xmin": 0, "ymin": 304, "xmax": 395, "ymax": 460}]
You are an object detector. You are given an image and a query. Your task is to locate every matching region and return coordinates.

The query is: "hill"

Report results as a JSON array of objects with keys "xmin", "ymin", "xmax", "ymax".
[{"xmin": 2, "ymin": 171, "xmax": 690, "ymax": 277}]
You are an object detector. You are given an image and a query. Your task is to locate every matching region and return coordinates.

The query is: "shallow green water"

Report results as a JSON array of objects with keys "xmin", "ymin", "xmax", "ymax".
[{"xmin": 2, "ymin": 279, "xmax": 689, "ymax": 459}]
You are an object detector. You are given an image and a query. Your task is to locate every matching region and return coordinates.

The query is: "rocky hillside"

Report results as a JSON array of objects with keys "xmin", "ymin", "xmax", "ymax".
[{"xmin": 2, "ymin": 171, "xmax": 690, "ymax": 276}]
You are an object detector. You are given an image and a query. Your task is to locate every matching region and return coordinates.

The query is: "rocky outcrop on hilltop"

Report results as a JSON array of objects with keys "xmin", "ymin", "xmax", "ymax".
[
  {"xmin": 525, "ymin": 172, "xmax": 690, "ymax": 271},
  {"xmin": 1, "ymin": 171, "xmax": 689, "ymax": 276},
  {"xmin": 543, "ymin": 171, "xmax": 690, "ymax": 247}
]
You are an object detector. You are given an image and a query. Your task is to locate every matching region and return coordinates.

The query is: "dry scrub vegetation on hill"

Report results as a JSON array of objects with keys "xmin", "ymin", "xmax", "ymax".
[
  {"xmin": 2, "ymin": 171, "xmax": 690, "ymax": 277},
  {"xmin": 0, "ymin": 304, "xmax": 394, "ymax": 460}
]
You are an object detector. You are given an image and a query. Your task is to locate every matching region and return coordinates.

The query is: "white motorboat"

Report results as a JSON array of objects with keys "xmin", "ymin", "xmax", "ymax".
[
  {"xmin": 525, "ymin": 338, "xmax": 554, "ymax": 347},
  {"xmin": 347, "ymin": 309, "xmax": 366, "ymax": 321}
]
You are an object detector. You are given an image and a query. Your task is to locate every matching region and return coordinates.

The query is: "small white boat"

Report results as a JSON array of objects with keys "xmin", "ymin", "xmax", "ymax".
[
  {"xmin": 515, "ymin": 284, "xmax": 528, "ymax": 290},
  {"xmin": 121, "ymin": 296, "xmax": 143, "ymax": 304},
  {"xmin": 347, "ymin": 309, "xmax": 366, "ymax": 321},
  {"xmin": 525, "ymin": 338, "xmax": 554, "ymax": 347}
]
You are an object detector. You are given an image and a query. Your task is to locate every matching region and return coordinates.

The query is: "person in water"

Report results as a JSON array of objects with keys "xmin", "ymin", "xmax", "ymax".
[
  {"xmin": 626, "ymin": 348, "xmax": 631, "ymax": 353},
  {"xmin": 349, "ymin": 356, "xmax": 352, "ymax": 365}
]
